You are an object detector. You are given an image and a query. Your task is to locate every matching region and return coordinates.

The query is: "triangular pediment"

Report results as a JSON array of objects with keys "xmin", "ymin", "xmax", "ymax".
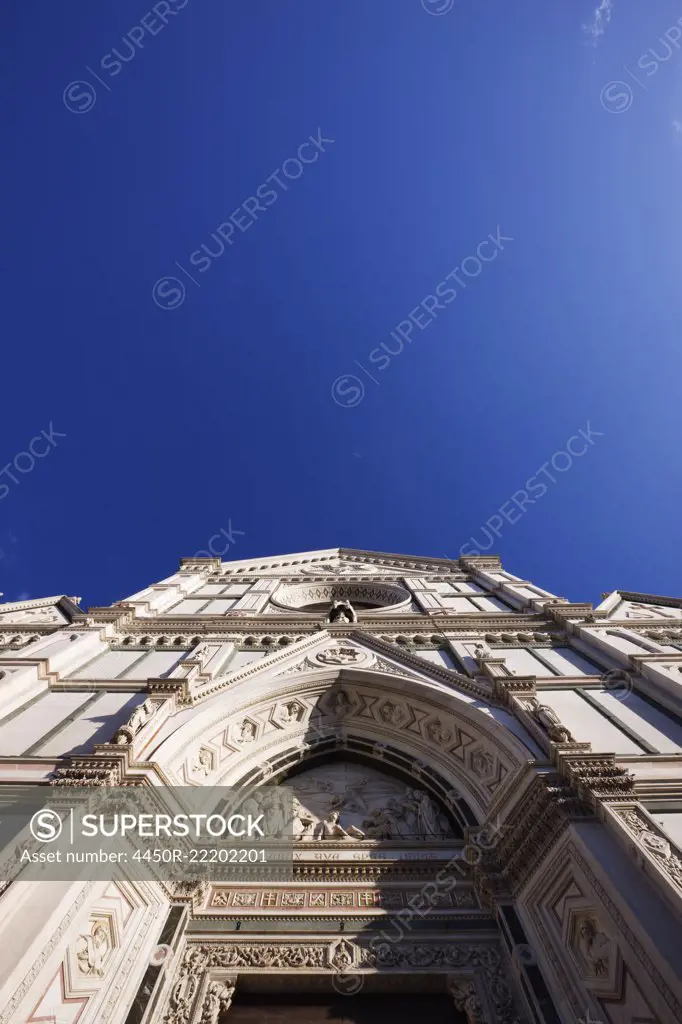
[
  {"xmin": 0, "ymin": 595, "xmax": 82, "ymax": 626},
  {"xmin": 597, "ymin": 591, "xmax": 682, "ymax": 621},
  {"xmin": 188, "ymin": 547, "xmax": 464, "ymax": 579},
  {"xmin": 202, "ymin": 630, "xmax": 489, "ymax": 707}
]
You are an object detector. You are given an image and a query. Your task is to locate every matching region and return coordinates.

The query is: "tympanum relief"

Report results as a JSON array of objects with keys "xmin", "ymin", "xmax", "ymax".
[{"xmin": 285, "ymin": 762, "xmax": 455, "ymax": 841}]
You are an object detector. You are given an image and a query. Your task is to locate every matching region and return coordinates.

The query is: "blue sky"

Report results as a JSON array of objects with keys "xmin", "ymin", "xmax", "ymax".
[{"xmin": 1, "ymin": 0, "xmax": 681, "ymax": 608}]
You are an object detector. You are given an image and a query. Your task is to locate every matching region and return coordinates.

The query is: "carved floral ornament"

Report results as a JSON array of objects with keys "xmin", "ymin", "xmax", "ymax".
[{"xmin": 164, "ymin": 941, "xmax": 521, "ymax": 1024}]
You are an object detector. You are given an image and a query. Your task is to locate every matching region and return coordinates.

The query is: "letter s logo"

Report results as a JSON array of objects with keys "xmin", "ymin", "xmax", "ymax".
[{"xmin": 30, "ymin": 809, "xmax": 63, "ymax": 842}]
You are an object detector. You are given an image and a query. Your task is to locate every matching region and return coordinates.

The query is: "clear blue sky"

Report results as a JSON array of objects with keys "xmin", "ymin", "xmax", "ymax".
[{"xmin": 1, "ymin": 0, "xmax": 681, "ymax": 608}]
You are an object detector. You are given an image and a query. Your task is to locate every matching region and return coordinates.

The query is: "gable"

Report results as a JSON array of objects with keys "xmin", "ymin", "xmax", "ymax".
[
  {"xmin": 599, "ymin": 592, "xmax": 682, "ymax": 621},
  {"xmin": 0, "ymin": 596, "xmax": 80, "ymax": 626},
  {"xmin": 198, "ymin": 547, "xmax": 460, "ymax": 579}
]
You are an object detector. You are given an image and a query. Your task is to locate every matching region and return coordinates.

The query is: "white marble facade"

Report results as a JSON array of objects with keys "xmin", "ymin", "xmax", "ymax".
[{"xmin": 0, "ymin": 548, "xmax": 680, "ymax": 1024}]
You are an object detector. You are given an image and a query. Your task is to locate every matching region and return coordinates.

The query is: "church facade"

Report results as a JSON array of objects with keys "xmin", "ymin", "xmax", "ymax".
[{"xmin": 0, "ymin": 548, "xmax": 680, "ymax": 1024}]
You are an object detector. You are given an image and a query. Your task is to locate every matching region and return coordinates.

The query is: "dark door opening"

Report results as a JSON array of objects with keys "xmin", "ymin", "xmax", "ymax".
[{"xmin": 225, "ymin": 992, "xmax": 464, "ymax": 1023}]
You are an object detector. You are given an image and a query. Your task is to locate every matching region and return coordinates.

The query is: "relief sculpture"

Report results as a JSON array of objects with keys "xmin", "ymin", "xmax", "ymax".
[{"xmin": 286, "ymin": 762, "xmax": 453, "ymax": 841}]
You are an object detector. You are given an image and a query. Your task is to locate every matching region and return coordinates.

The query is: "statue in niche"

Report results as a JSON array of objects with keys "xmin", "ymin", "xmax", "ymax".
[
  {"xmin": 315, "ymin": 809, "xmax": 364, "ymax": 840},
  {"xmin": 327, "ymin": 599, "xmax": 357, "ymax": 624}
]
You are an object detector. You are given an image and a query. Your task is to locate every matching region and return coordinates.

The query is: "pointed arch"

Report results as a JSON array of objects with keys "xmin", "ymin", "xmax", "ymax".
[{"xmin": 147, "ymin": 666, "xmax": 537, "ymax": 820}]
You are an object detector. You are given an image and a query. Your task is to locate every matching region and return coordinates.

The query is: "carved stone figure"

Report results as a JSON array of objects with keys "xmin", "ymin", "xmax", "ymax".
[
  {"xmin": 448, "ymin": 977, "xmax": 485, "ymax": 1023},
  {"xmin": 75, "ymin": 922, "xmax": 110, "ymax": 977},
  {"xmin": 385, "ymin": 795, "xmax": 415, "ymax": 838},
  {"xmin": 200, "ymin": 980, "xmax": 236, "ymax": 1024},
  {"xmin": 292, "ymin": 798, "xmax": 316, "ymax": 839},
  {"xmin": 576, "ymin": 918, "xmax": 611, "ymax": 978},
  {"xmin": 529, "ymin": 699, "xmax": 573, "ymax": 743},
  {"xmin": 192, "ymin": 749, "xmax": 213, "ymax": 777},
  {"xmin": 237, "ymin": 719, "xmax": 257, "ymax": 743},
  {"xmin": 426, "ymin": 717, "xmax": 452, "ymax": 745},
  {"xmin": 379, "ymin": 700, "xmax": 406, "ymax": 727},
  {"xmin": 329, "ymin": 688, "xmax": 354, "ymax": 715},
  {"xmin": 113, "ymin": 698, "xmax": 156, "ymax": 745},
  {"xmin": 470, "ymin": 748, "xmax": 495, "ymax": 778},
  {"xmin": 261, "ymin": 789, "xmax": 289, "ymax": 838},
  {"xmin": 361, "ymin": 806, "xmax": 395, "ymax": 839},
  {"xmin": 413, "ymin": 788, "xmax": 446, "ymax": 838},
  {"xmin": 282, "ymin": 763, "xmax": 457, "ymax": 842},
  {"xmin": 327, "ymin": 599, "xmax": 357, "ymax": 623},
  {"xmin": 329, "ymin": 938, "xmax": 355, "ymax": 972},
  {"xmin": 278, "ymin": 700, "xmax": 305, "ymax": 725},
  {"xmin": 315, "ymin": 810, "xmax": 364, "ymax": 840}
]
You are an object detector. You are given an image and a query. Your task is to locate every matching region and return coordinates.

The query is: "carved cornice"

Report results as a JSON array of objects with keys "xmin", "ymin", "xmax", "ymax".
[
  {"xmin": 49, "ymin": 755, "xmax": 125, "ymax": 786},
  {"xmin": 85, "ymin": 612, "xmax": 553, "ymax": 631},
  {"xmin": 492, "ymin": 677, "xmax": 537, "ymax": 705},
  {"xmin": 459, "ymin": 557, "xmax": 503, "ymax": 572},
  {"xmin": 555, "ymin": 752, "xmax": 636, "ymax": 808},
  {"xmin": 480, "ymin": 774, "xmax": 590, "ymax": 896},
  {"xmin": 544, "ymin": 603, "xmax": 600, "ymax": 624},
  {"xmin": 613, "ymin": 591, "xmax": 682, "ymax": 610}
]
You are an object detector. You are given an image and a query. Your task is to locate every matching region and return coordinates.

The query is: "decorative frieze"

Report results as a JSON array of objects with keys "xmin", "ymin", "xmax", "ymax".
[
  {"xmin": 163, "ymin": 940, "xmax": 521, "ymax": 1024},
  {"xmin": 559, "ymin": 755, "xmax": 636, "ymax": 807},
  {"xmin": 206, "ymin": 885, "xmax": 478, "ymax": 911}
]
